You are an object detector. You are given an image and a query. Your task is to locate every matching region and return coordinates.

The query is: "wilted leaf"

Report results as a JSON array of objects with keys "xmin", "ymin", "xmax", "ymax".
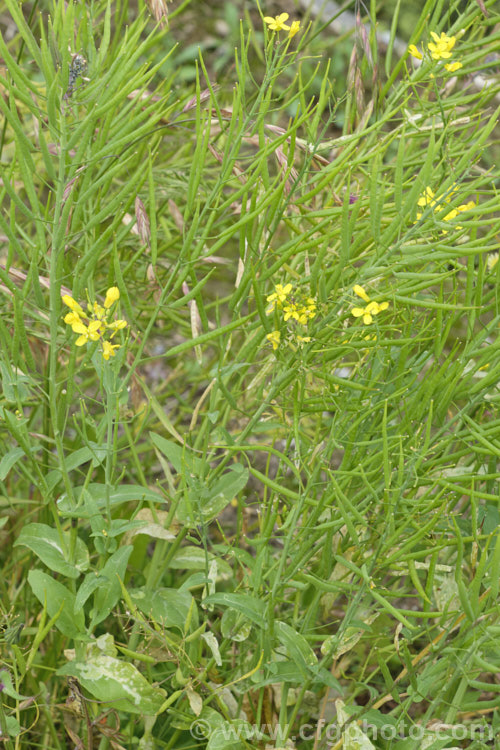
[
  {"xmin": 337, "ymin": 700, "xmax": 376, "ymax": 750},
  {"xmin": 201, "ymin": 631, "xmax": 222, "ymax": 665},
  {"xmin": 58, "ymin": 634, "xmax": 166, "ymax": 715}
]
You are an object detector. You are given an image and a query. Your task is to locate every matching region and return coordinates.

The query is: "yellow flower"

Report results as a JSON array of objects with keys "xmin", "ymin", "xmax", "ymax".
[
  {"xmin": 298, "ymin": 298, "xmax": 317, "ymax": 324},
  {"xmin": 263, "ymin": 13, "xmax": 290, "ymax": 31},
  {"xmin": 72, "ymin": 320, "xmax": 102, "ymax": 346},
  {"xmin": 63, "ymin": 287, "xmax": 127, "ymax": 360},
  {"xmin": 445, "ymin": 61, "xmax": 462, "ymax": 72},
  {"xmin": 62, "ymin": 294, "xmax": 84, "ymax": 315},
  {"xmin": 64, "ymin": 311, "xmax": 81, "ymax": 326},
  {"xmin": 416, "ymin": 185, "xmax": 474, "ymax": 230},
  {"xmin": 417, "ymin": 187, "xmax": 436, "ymax": 208},
  {"xmin": 92, "ymin": 301, "xmax": 106, "ymax": 318},
  {"xmin": 351, "ymin": 286, "xmax": 389, "ymax": 325},
  {"xmin": 266, "ymin": 330, "xmax": 281, "ymax": 350},
  {"xmin": 107, "ymin": 319, "xmax": 128, "ymax": 336},
  {"xmin": 297, "ymin": 335, "xmax": 311, "ymax": 343},
  {"xmin": 428, "ymin": 31, "xmax": 456, "ymax": 60},
  {"xmin": 353, "ymin": 284, "xmax": 370, "ymax": 303},
  {"xmin": 440, "ymin": 200, "xmax": 474, "ymax": 234},
  {"xmin": 102, "ymin": 340, "xmax": 121, "ymax": 360},
  {"xmin": 266, "ymin": 283, "xmax": 292, "ymax": 313},
  {"xmin": 442, "ymin": 207, "xmax": 459, "ymax": 223},
  {"xmin": 288, "ymin": 20, "xmax": 300, "ymax": 38},
  {"xmin": 104, "ymin": 286, "xmax": 120, "ymax": 309},
  {"xmin": 416, "ymin": 186, "xmax": 437, "ymax": 221},
  {"xmin": 408, "ymin": 44, "xmax": 423, "ymax": 60},
  {"xmin": 283, "ymin": 302, "xmax": 299, "ymax": 322},
  {"xmin": 458, "ymin": 201, "xmax": 475, "ymax": 213}
]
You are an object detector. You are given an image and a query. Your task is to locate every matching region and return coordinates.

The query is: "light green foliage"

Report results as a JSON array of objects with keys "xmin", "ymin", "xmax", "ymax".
[{"xmin": 1, "ymin": 0, "xmax": 500, "ymax": 747}]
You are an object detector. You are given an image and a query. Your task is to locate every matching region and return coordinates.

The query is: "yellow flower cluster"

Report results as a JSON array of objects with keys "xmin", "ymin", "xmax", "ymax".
[
  {"xmin": 416, "ymin": 186, "xmax": 474, "ymax": 231},
  {"xmin": 409, "ymin": 31, "xmax": 462, "ymax": 73},
  {"xmin": 351, "ymin": 286, "xmax": 389, "ymax": 326},
  {"xmin": 263, "ymin": 12, "xmax": 300, "ymax": 39},
  {"xmin": 62, "ymin": 287, "xmax": 127, "ymax": 360},
  {"xmin": 265, "ymin": 282, "xmax": 315, "ymax": 350}
]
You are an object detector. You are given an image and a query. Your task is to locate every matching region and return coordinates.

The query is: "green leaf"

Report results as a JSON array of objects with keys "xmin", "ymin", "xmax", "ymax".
[
  {"xmin": 0, "ymin": 670, "xmax": 29, "ymax": 700},
  {"xmin": 321, "ymin": 612, "xmax": 379, "ymax": 659},
  {"xmin": 176, "ymin": 464, "xmax": 248, "ymax": 526},
  {"xmin": 221, "ymin": 608, "xmax": 251, "ymax": 642},
  {"xmin": 206, "ymin": 721, "xmax": 247, "ymax": 750},
  {"xmin": 57, "ymin": 634, "xmax": 166, "ymax": 714},
  {"xmin": 149, "ymin": 432, "xmax": 204, "ymax": 474},
  {"xmin": 0, "ymin": 715, "xmax": 21, "ymax": 739},
  {"xmin": 168, "ymin": 546, "xmax": 231, "ymax": 577},
  {"xmin": 75, "ymin": 573, "xmax": 106, "ymax": 612},
  {"xmin": 261, "ymin": 661, "xmax": 308, "ymax": 685},
  {"xmin": 202, "ymin": 593, "xmax": 266, "ymax": 628},
  {"xmin": 127, "ymin": 509, "xmax": 176, "ymax": 542},
  {"xmin": 15, "ymin": 524, "xmax": 89, "ymax": 578},
  {"xmin": 57, "ymin": 484, "xmax": 163, "ymax": 518},
  {"xmin": 0, "ymin": 360, "xmax": 31, "ymax": 402},
  {"xmin": 28, "ymin": 570, "xmax": 86, "ymax": 638},
  {"xmin": 274, "ymin": 621, "xmax": 318, "ymax": 672},
  {"xmin": 189, "ymin": 709, "xmax": 248, "ymax": 750},
  {"xmin": 337, "ymin": 699, "xmax": 376, "ymax": 750},
  {"xmin": 129, "ymin": 587, "xmax": 197, "ymax": 633},
  {"xmin": 0, "ymin": 447, "xmax": 25, "ymax": 480},
  {"xmin": 65, "ymin": 443, "xmax": 107, "ymax": 471},
  {"xmin": 90, "ymin": 546, "xmax": 133, "ymax": 628}
]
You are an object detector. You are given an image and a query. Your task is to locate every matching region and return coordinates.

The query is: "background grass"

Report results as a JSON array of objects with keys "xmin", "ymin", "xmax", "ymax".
[{"xmin": 1, "ymin": 0, "xmax": 500, "ymax": 748}]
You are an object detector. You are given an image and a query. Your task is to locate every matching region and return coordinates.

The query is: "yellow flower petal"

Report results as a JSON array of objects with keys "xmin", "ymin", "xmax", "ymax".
[
  {"xmin": 458, "ymin": 201, "xmax": 475, "ymax": 212},
  {"xmin": 362, "ymin": 312, "xmax": 373, "ymax": 325},
  {"xmin": 417, "ymin": 187, "xmax": 435, "ymax": 207},
  {"xmin": 264, "ymin": 12, "xmax": 290, "ymax": 31},
  {"xmin": 64, "ymin": 312, "xmax": 80, "ymax": 325},
  {"xmin": 288, "ymin": 20, "xmax": 300, "ymax": 38},
  {"xmin": 102, "ymin": 340, "xmax": 120, "ymax": 360},
  {"xmin": 444, "ymin": 61, "xmax": 462, "ymax": 72},
  {"xmin": 427, "ymin": 32, "xmax": 456, "ymax": 61},
  {"xmin": 442, "ymin": 208, "xmax": 459, "ymax": 222},
  {"xmin": 353, "ymin": 285, "xmax": 370, "ymax": 303},
  {"xmin": 62, "ymin": 295, "xmax": 84, "ymax": 314},
  {"xmin": 107, "ymin": 319, "xmax": 128, "ymax": 331},
  {"xmin": 104, "ymin": 286, "xmax": 120, "ymax": 309},
  {"xmin": 351, "ymin": 307, "xmax": 365, "ymax": 318},
  {"xmin": 266, "ymin": 331, "xmax": 281, "ymax": 350},
  {"xmin": 408, "ymin": 44, "xmax": 423, "ymax": 60},
  {"xmin": 365, "ymin": 301, "xmax": 379, "ymax": 314}
]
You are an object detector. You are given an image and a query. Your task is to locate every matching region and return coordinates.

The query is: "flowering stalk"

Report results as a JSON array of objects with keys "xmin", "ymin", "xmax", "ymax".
[
  {"xmin": 351, "ymin": 285, "xmax": 389, "ymax": 325},
  {"xmin": 263, "ymin": 12, "xmax": 301, "ymax": 39},
  {"xmin": 408, "ymin": 30, "xmax": 463, "ymax": 73},
  {"xmin": 62, "ymin": 287, "xmax": 128, "ymax": 360},
  {"xmin": 265, "ymin": 282, "xmax": 316, "ymax": 350}
]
